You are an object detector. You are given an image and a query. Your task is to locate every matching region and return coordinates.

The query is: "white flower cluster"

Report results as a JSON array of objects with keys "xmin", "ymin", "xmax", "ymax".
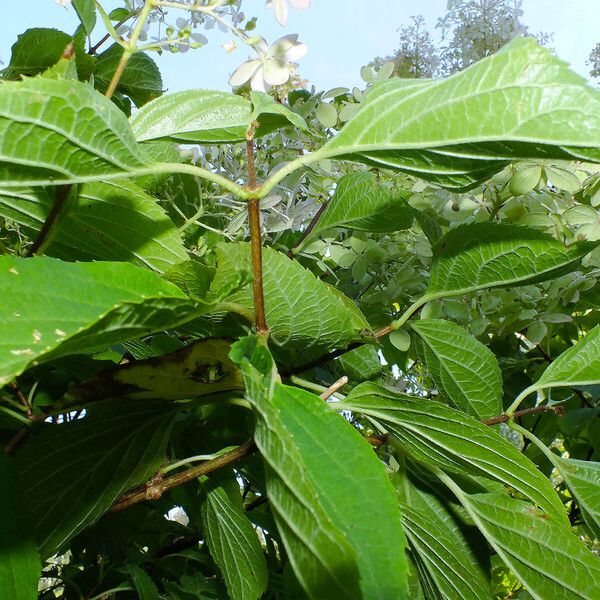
[
  {"xmin": 266, "ymin": 0, "xmax": 311, "ymax": 26},
  {"xmin": 229, "ymin": 34, "xmax": 308, "ymax": 91}
]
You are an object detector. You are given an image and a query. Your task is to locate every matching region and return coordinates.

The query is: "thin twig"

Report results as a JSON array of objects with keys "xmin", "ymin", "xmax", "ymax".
[
  {"xmin": 287, "ymin": 201, "xmax": 328, "ymax": 258},
  {"xmin": 104, "ymin": 49, "xmax": 131, "ymax": 99},
  {"xmin": 111, "ymin": 439, "xmax": 257, "ymax": 512},
  {"xmin": 9, "ymin": 382, "xmax": 32, "ymax": 418},
  {"xmin": 26, "ymin": 185, "xmax": 72, "ymax": 256},
  {"xmin": 319, "ymin": 376, "xmax": 348, "ymax": 400},
  {"xmin": 89, "ymin": 15, "xmax": 132, "ymax": 54},
  {"xmin": 482, "ymin": 404, "xmax": 565, "ymax": 426}
]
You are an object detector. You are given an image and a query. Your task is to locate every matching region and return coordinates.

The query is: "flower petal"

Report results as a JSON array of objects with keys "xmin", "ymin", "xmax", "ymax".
[
  {"xmin": 250, "ymin": 67, "xmax": 268, "ymax": 91},
  {"xmin": 262, "ymin": 58, "xmax": 290, "ymax": 86},
  {"xmin": 229, "ymin": 59, "xmax": 260, "ymax": 87},
  {"xmin": 289, "ymin": 0, "xmax": 311, "ymax": 9}
]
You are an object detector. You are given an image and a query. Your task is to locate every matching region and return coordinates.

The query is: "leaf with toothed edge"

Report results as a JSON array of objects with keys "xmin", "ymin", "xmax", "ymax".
[
  {"xmin": 230, "ymin": 337, "xmax": 408, "ymax": 600},
  {"xmin": 340, "ymin": 382, "xmax": 568, "ymax": 525},
  {"xmin": 0, "ymin": 256, "xmax": 213, "ymax": 386},
  {"xmin": 319, "ymin": 39, "xmax": 600, "ymax": 190}
]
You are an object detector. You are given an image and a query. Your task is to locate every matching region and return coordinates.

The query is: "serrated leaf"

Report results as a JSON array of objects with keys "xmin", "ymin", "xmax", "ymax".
[
  {"xmin": 3, "ymin": 28, "xmax": 75, "ymax": 79},
  {"xmin": 230, "ymin": 337, "xmax": 408, "ymax": 600},
  {"xmin": 72, "ymin": 0, "xmax": 96, "ymax": 36},
  {"xmin": 13, "ymin": 399, "xmax": 175, "ymax": 558},
  {"xmin": 0, "ymin": 454, "xmax": 41, "ymax": 600},
  {"xmin": 398, "ymin": 475, "xmax": 489, "ymax": 600},
  {"xmin": 553, "ymin": 457, "xmax": 600, "ymax": 536},
  {"xmin": 411, "ymin": 319, "xmax": 503, "ymax": 419},
  {"xmin": 457, "ymin": 491, "xmax": 600, "ymax": 600},
  {"xmin": 318, "ymin": 39, "xmax": 600, "ymax": 190},
  {"xmin": 200, "ymin": 477, "xmax": 268, "ymax": 600},
  {"xmin": 95, "ymin": 44, "xmax": 162, "ymax": 107},
  {"xmin": 131, "ymin": 90, "xmax": 252, "ymax": 143},
  {"xmin": 426, "ymin": 223, "xmax": 597, "ymax": 300},
  {"xmin": 211, "ymin": 243, "xmax": 371, "ymax": 354},
  {"xmin": 341, "ymin": 383, "xmax": 567, "ymax": 524},
  {"xmin": 534, "ymin": 325, "xmax": 600, "ymax": 391},
  {"xmin": 298, "ymin": 173, "xmax": 413, "ymax": 250},
  {"xmin": 67, "ymin": 338, "xmax": 244, "ymax": 403},
  {"xmin": 0, "ymin": 180, "xmax": 187, "ymax": 272},
  {"xmin": 335, "ymin": 344, "xmax": 382, "ymax": 381},
  {"xmin": 0, "ymin": 256, "xmax": 203, "ymax": 385},
  {"xmin": 0, "ymin": 77, "xmax": 146, "ymax": 188}
]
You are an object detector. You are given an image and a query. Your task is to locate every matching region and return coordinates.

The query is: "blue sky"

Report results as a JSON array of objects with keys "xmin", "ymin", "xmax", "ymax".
[{"xmin": 2, "ymin": 1, "xmax": 599, "ymax": 92}]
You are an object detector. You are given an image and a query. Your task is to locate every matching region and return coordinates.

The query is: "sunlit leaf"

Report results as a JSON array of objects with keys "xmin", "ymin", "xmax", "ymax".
[
  {"xmin": 319, "ymin": 39, "xmax": 600, "ymax": 190},
  {"xmin": 341, "ymin": 383, "xmax": 567, "ymax": 523},
  {"xmin": 231, "ymin": 337, "xmax": 408, "ymax": 600}
]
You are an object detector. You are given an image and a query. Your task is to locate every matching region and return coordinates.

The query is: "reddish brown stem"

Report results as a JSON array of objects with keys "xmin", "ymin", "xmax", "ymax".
[
  {"xmin": 111, "ymin": 440, "xmax": 257, "ymax": 512},
  {"xmin": 245, "ymin": 129, "xmax": 268, "ymax": 334},
  {"xmin": 287, "ymin": 201, "xmax": 329, "ymax": 258},
  {"xmin": 482, "ymin": 404, "xmax": 565, "ymax": 426}
]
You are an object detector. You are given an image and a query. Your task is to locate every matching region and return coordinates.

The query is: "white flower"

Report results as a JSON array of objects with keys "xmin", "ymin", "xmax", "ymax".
[
  {"xmin": 229, "ymin": 34, "xmax": 307, "ymax": 91},
  {"xmin": 266, "ymin": 0, "xmax": 311, "ymax": 26},
  {"xmin": 55, "ymin": 0, "xmax": 71, "ymax": 6}
]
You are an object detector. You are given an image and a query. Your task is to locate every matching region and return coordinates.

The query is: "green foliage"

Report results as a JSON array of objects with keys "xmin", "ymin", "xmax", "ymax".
[
  {"xmin": 13, "ymin": 399, "xmax": 175, "ymax": 558},
  {"xmin": 411, "ymin": 318, "xmax": 503, "ymax": 419},
  {"xmin": 231, "ymin": 337, "xmax": 407, "ymax": 600},
  {"xmin": 320, "ymin": 39, "xmax": 600, "ymax": 190},
  {"xmin": 200, "ymin": 477, "xmax": 268, "ymax": 600},
  {"xmin": 0, "ymin": 454, "xmax": 40, "ymax": 600},
  {"xmin": 1, "ymin": 6, "xmax": 600, "ymax": 599}
]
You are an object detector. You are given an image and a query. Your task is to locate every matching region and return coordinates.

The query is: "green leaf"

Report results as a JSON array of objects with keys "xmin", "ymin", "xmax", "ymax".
[
  {"xmin": 250, "ymin": 91, "xmax": 308, "ymax": 133},
  {"xmin": 130, "ymin": 89, "xmax": 306, "ymax": 144},
  {"xmin": 0, "ymin": 77, "xmax": 146, "ymax": 188},
  {"xmin": 13, "ymin": 399, "xmax": 174, "ymax": 558},
  {"xmin": 456, "ymin": 491, "xmax": 600, "ymax": 600},
  {"xmin": 128, "ymin": 565, "xmax": 161, "ymax": 600},
  {"xmin": 231, "ymin": 337, "xmax": 408, "ymax": 600},
  {"xmin": 131, "ymin": 90, "xmax": 253, "ymax": 143},
  {"xmin": 0, "ymin": 256, "xmax": 202, "ymax": 385},
  {"xmin": 335, "ymin": 344, "xmax": 382, "ymax": 381},
  {"xmin": 534, "ymin": 325, "xmax": 600, "ymax": 391},
  {"xmin": 67, "ymin": 338, "xmax": 244, "ymax": 403},
  {"xmin": 211, "ymin": 243, "xmax": 371, "ymax": 354},
  {"xmin": 553, "ymin": 457, "xmax": 600, "ymax": 536},
  {"xmin": 3, "ymin": 28, "xmax": 74, "ymax": 79},
  {"xmin": 72, "ymin": 0, "xmax": 97, "ymax": 36},
  {"xmin": 298, "ymin": 173, "xmax": 413, "ymax": 250},
  {"xmin": 95, "ymin": 44, "xmax": 163, "ymax": 107},
  {"xmin": 390, "ymin": 329, "xmax": 412, "ymax": 352},
  {"xmin": 509, "ymin": 164, "xmax": 542, "ymax": 196},
  {"xmin": 319, "ymin": 39, "xmax": 600, "ymax": 190},
  {"xmin": 0, "ymin": 180, "xmax": 187, "ymax": 272},
  {"xmin": 315, "ymin": 101, "xmax": 338, "ymax": 128},
  {"xmin": 341, "ymin": 383, "xmax": 567, "ymax": 524},
  {"xmin": 411, "ymin": 319, "xmax": 503, "ymax": 419},
  {"xmin": 426, "ymin": 223, "xmax": 597, "ymax": 300},
  {"xmin": 0, "ymin": 454, "xmax": 41, "ymax": 600},
  {"xmin": 200, "ymin": 477, "xmax": 268, "ymax": 600},
  {"xmin": 398, "ymin": 475, "xmax": 489, "ymax": 600}
]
